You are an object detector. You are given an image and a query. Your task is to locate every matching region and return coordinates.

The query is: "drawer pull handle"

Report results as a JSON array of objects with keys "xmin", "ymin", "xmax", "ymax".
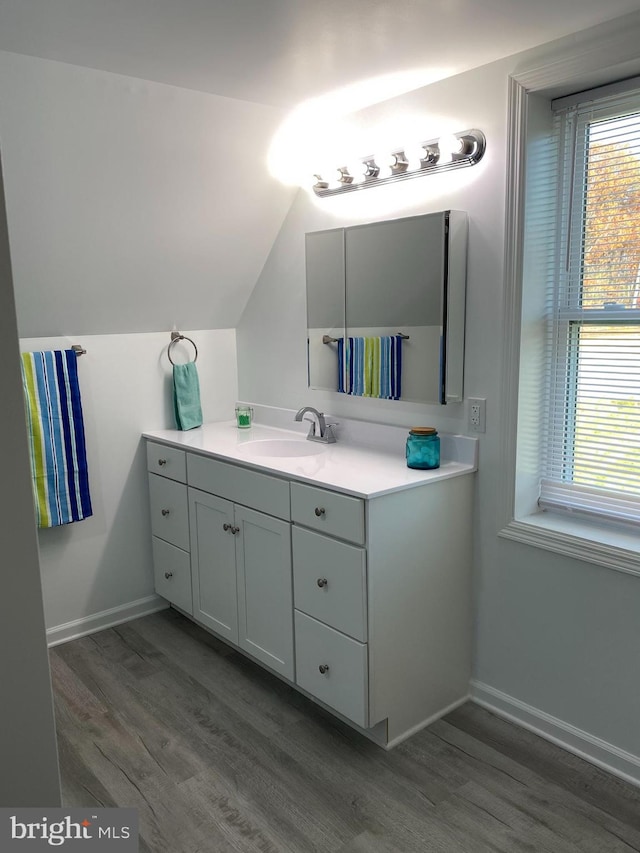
[
  {"xmin": 318, "ymin": 664, "xmax": 330, "ymax": 675},
  {"xmin": 317, "ymin": 578, "xmax": 328, "ymax": 588},
  {"xmin": 314, "ymin": 507, "xmax": 326, "ymax": 517},
  {"xmin": 164, "ymin": 571, "xmax": 173, "ymax": 579},
  {"xmin": 158, "ymin": 458, "xmax": 167, "ymax": 466},
  {"xmin": 161, "ymin": 509, "xmax": 170, "ymax": 516}
]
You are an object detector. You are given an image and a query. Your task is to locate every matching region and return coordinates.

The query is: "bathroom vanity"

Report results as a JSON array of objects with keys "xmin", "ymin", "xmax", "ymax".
[{"xmin": 143, "ymin": 420, "xmax": 476, "ymax": 747}]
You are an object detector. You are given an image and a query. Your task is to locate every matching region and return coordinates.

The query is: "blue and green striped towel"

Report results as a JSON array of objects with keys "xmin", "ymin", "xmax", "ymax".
[
  {"xmin": 21, "ymin": 349, "xmax": 92, "ymax": 528},
  {"xmin": 339, "ymin": 335, "xmax": 403, "ymax": 399}
]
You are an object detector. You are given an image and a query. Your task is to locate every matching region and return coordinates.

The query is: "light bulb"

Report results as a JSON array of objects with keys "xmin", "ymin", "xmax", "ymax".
[
  {"xmin": 374, "ymin": 152, "xmax": 395, "ymax": 178},
  {"xmin": 346, "ymin": 161, "xmax": 368, "ymax": 184},
  {"xmin": 438, "ymin": 134, "xmax": 463, "ymax": 163},
  {"xmin": 404, "ymin": 143, "xmax": 427, "ymax": 168},
  {"xmin": 390, "ymin": 151, "xmax": 409, "ymax": 173}
]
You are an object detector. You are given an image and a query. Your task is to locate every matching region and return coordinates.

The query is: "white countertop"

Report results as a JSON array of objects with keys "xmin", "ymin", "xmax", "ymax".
[{"xmin": 143, "ymin": 420, "xmax": 477, "ymax": 499}]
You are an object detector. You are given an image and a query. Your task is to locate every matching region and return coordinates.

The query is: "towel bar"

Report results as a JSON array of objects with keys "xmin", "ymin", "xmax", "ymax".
[
  {"xmin": 168, "ymin": 331, "xmax": 198, "ymax": 364},
  {"xmin": 322, "ymin": 332, "xmax": 410, "ymax": 344},
  {"xmin": 71, "ymin": 344, "xmax": 86, "ymax": 356}
]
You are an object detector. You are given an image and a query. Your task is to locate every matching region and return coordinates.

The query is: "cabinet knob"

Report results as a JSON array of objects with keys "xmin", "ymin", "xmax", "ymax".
[
  {"xmin": 161, "ymin": 509, "xmax": 170, "ymax": 516},
  {"xmin": 314, "ymin": 507, "xmax": 326, "ymax": 517},
  {"xmin": 318, "ymin": 664, "xmax": 330, "ymax": 675},
  {"xmin": 317, "ymin": 578, "xmax": 328, "ymax": 588},
  {"xmin": 164, "ymin": 571, "xmax": 173, "ymax": 579},
  {"xmin": 158, "ymin": 458, "xmax": 167, "ymax": 466},
  {"xmin": 231, "ymin": 525, "xmax": 240, "ymax": 535},
  {"xmin": 223, "ymin": 523, "xmax": 232, "ymax": 531}
]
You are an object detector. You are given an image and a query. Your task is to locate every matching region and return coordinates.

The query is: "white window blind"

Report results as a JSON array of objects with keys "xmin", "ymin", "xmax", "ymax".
[{"xmin": 540, "ymin": 83, "xmax": 640, "ymax": 525}]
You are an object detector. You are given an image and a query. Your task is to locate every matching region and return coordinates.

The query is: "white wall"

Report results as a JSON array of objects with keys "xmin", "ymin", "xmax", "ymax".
[
  {"xmin": 0, "ymin": 50, "xmax": 296, "ymax": 336},
  {"xmin": 20, "ymin": 329, "xmax": 238, "ymax": 640},
  {"xmin": 0, "ymin": 154, "xmax": 60, "ymax": 806},
  {"xmin": 0, "ymin": 52, "xmax": 248, "ymax": 637},
  {"xmin": 237, "ymin": 39, "xmax": 640, "ymax": 779},
  {"xmin": 237, "ymin": 57, "xmax": 507, "ymax": 432}
]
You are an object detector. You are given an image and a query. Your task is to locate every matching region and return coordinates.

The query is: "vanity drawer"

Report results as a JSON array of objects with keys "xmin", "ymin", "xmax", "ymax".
[
  {"xmin": 292, "ymin": 527, "xmax": 367, "ymax": 642},
  {"xmin": 295, "ymin": 611, "xmax": 368, "ymax": 728},
  {"xmin": 187, "ymin": 454, "xmax": 290, "ymax": 520},
  {"xmin": 148, "ymin": 474, "xmax": 189, "ymax": 550},
  {"xmin": 291, "ymin": 482, "xmax": 364, "ymax": 544},
  {"xmin": 147, "ymin": 442, "xmax": 187, "ymax": 483},
  {"xmin": 152, "ymin": 536, "xmax": 192, "ymax": 614}
]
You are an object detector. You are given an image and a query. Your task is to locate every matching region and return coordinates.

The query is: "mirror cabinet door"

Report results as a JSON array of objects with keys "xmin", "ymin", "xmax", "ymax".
[
  {"xmin": 345, "ymin": 213, "xmax": 446, "ymax": 403},
  {"xmin": 305, "ymin": 211, "xmax": 467, "ymax": 404},
  {"xmin": 305, "ymin": 228, "xmax": 345, "ymax": 391}
]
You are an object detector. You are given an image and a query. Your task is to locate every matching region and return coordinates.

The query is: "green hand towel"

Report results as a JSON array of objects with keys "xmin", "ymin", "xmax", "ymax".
[{"xmin": 173, "ymin": 362, "xmax": 203, "ymax": 430}]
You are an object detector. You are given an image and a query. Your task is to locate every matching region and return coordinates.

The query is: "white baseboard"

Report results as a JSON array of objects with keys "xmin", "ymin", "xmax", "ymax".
[
  {"xmin": 470, "ymin": 680, "xmax": 640, "ymax": 788},
  {"xmin": 47, "ymin": 595, "xmax": 169, "ymax": 647}
]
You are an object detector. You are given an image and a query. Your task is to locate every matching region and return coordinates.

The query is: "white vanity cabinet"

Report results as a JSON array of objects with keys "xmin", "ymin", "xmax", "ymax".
[
  {"xmin": 145, "ymin": 427, "xmax": 475, "ymax": 748},
  {"xmin": 290, "ymin": 476, "xmax": 474, "ymax": 747},
  {"xmin": 186, "ymin": 454, "xmax": 294, "ymax": 682},
  {"xmin": 291, "ymin": 483, "xmax": 369, "ymax": 727},
  {"xmin": 146, "ymin": 443, "xmax": 192, "ymax": 615}
]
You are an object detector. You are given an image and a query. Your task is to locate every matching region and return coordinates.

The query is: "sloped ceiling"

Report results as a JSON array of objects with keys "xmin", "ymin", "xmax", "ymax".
[
  {"xmin": 2, "ymin": 0, "xmax": 640, "ymax": 336},
  {"xmin": 2, "ymin": 0, "xmax": 640, "ymax": 108}
]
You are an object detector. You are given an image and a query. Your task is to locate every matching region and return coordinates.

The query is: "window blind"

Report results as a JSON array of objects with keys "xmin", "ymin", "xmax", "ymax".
[{"xmin": 539, "ymin": 85, "xmax": 640, "ymax": 525}]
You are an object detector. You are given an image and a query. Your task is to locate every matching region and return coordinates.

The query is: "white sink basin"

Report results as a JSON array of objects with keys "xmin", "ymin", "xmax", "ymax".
[{"xmin": 237, "ymin": 438, "xmax": 326, "ymax": 458}]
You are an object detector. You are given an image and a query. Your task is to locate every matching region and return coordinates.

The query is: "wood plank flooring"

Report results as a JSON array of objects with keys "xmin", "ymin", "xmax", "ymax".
[{"xmin": 50, "ymin": 609, "xmax": 640, "ymax": 853}]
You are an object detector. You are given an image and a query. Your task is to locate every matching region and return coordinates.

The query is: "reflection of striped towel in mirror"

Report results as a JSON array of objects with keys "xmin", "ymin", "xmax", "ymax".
[
  {"xmin": 21, "ymin": 349, "xmax": 92, "ymax": 528},
  {"xmin": 338, "ymin": 335, "xmax": 403, "ymax": 400}
]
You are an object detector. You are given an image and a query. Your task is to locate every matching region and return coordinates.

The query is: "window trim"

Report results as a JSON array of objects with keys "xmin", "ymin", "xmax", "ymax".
[{"xmin": 498, "ymin": 25, "xmax": 640, "ymax": 576}]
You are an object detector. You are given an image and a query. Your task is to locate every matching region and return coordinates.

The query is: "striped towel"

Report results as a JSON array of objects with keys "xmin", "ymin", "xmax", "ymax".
[
  {"xmin": 380, "ymin": 334, "xmax": 403, "ymax": 401},
  {"xmin": 337, "ymin": 337, "xmax": 346, "ymax": 393},
  {"xmin": 21, "ymin": 349, "xmax": 92, "ymax": 528},
  {"xmin": 339, "ymin": 336, "xmax": 403, "ymax": 399}
]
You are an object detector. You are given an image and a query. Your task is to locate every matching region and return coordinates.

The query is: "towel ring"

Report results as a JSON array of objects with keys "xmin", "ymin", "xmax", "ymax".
[{"xmin": 167, "ymin": 333, "xmax": 198, "ymax": 365}]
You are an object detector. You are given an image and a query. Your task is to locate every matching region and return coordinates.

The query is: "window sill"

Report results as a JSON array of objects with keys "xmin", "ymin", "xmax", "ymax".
[{"xmin": 499, "ymin": 511, "xmax": 640, "ymax": 577}]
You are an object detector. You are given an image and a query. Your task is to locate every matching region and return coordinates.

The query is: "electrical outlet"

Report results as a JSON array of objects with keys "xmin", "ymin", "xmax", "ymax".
[{"xmin": 468, "ymin": 397, "xmax": 486, "ymax": 433}]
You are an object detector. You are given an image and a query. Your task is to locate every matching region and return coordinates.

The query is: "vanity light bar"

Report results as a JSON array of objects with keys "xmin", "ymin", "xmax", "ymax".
[{"xmin": 312, "ymin": 129, "xmax": 486, "ymax": 197}]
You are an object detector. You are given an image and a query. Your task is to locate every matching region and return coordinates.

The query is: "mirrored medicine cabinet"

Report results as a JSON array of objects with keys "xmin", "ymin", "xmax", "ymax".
[{"xmin": 305, "ymin": 210, "xmax": 468, "ymax": 405}]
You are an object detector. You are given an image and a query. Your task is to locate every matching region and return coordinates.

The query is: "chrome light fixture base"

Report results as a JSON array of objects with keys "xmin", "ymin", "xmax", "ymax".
[{"xmin": 312, "ymin": 129, "xmax": 485, "ymax": 197}]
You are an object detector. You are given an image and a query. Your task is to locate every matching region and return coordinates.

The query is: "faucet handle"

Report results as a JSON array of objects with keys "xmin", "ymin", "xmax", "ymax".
[
  {"xmin": 303, "ymin": 416, "xmax": 317, "ymax": 437},
  {"xmin": 324, "ymin": 423, "xmax": 338, "ymax": 443}
]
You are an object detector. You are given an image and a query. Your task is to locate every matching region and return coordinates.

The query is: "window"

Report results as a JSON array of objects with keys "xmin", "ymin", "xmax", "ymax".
[{"xmin": 538, "ymin": 84, "xmax": 640, "ymax": 526}]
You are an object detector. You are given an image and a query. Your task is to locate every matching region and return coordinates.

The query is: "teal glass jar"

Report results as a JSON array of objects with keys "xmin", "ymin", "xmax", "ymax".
[{"xmin": 406, "ymin": 427, "xmax": 440, "ymax": 469}]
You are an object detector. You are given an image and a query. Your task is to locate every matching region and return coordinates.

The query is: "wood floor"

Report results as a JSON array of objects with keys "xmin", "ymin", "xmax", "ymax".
[{"xmin": 50, "ymin": 608, "xmax": 640, "ymax": 853}]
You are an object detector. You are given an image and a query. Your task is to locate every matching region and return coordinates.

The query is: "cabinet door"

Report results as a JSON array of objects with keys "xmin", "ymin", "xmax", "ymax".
[
  {"xmin": 189, "ymin": 488, "xmax": 238, "ymax": 644},
  {"xmin": 235, "ymin": 506, "xmax": 294, "ymax": 681}
]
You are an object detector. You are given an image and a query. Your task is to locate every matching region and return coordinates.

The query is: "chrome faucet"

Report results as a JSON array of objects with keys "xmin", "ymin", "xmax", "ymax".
[{"xmin": 294, "ymin": 406, "xmax": 337, "ymax": 443}]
